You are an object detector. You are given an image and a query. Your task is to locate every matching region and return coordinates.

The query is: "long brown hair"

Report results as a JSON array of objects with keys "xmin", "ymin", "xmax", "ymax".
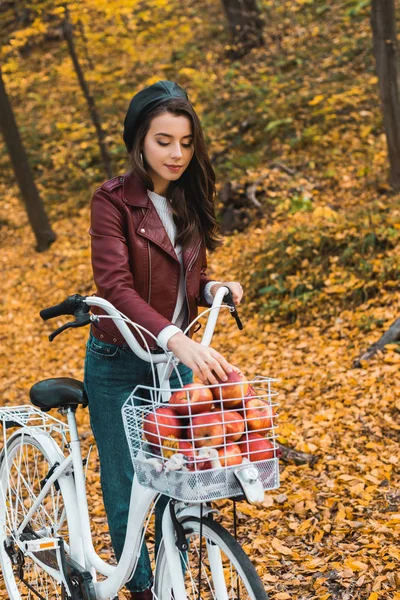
[{"xmin": 128, "ymin": 97, "xmax": 222, "ymax": 252}]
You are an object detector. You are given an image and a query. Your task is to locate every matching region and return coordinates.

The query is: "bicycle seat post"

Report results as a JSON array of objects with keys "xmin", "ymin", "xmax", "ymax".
[{"xmin": 62, "ymin": 407, "xmax": 93, "ymax": 572}]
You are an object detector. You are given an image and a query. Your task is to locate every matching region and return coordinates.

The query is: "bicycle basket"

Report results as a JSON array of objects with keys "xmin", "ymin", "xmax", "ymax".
[{"xmin": 121, "ymin": 375, "xmax": 280, "ymax": 502}]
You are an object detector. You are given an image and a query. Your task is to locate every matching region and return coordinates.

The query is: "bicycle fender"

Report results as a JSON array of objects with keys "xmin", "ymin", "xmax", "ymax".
[{"xmin": 175, "ymin": 502, "xmax": 219, "ymax": 521}]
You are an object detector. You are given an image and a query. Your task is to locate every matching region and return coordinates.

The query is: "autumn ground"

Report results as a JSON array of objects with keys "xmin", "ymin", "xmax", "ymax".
[{"xmin": 1, "ymin": 0, "xmax": 400, "ymax": 599}]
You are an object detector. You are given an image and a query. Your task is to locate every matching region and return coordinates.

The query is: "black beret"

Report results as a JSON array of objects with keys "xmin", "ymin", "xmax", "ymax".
[{"xmin": 123, "ymin": 80, "xmax": 189, "ymax": 152}]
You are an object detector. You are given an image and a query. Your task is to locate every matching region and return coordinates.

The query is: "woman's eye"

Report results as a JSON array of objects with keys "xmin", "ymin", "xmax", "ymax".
[{"xmin": 157, "ymin": 142, "xmax": 192, "ymax": 148}]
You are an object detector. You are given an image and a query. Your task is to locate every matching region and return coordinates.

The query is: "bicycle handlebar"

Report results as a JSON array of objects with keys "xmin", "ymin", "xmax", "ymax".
[
  {"xmin": 40, "ymin": 294, "xmax": 90, "ymax": 321},
  {"xmin": 39, "ymin": 288, "xmax": 242, "ymax": 363}
]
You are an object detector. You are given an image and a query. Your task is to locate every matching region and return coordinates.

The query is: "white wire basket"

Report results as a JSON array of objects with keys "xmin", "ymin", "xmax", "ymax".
[{"xmin": 122, "ymin": 375, "xmax": 280, "ymax": 502}]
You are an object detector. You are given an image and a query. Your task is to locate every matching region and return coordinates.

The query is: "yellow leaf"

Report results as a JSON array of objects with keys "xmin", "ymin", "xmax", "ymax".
[
  {"xmin": 296, "ymin": 518, "xmax": 313, "ymax": 533},
  {"xmin": 161, "ymin": 436, "xmax": 179, "ymax": 458},
  {"xmin": 368, "ymin": 594, "xmax": 379, "ymax": 600},
  {"xmin": 365, "ymin": 474, "xmax": 380, "ymax": 484},
  {"xmin": 349, "ymin": 482, "xmax": 365, "ymax": 497},
  {"xmin": 335, "ymin": 505, "xmax": 346, "ymax": 522},
  {"xmin": 314, "ymin": 530, "xmax": 324, "ymax": 543},
  {"xmin": 312, "ymin": 205, "xmax": 342, "ymax": 222},
  {"xmin": 388, "ymin": 546, "xmax": 400, "ymax": 560},
  {"xmin": 271, "ymin": 537, "xmax": 293, "ymax": 556},
  {"xmin": 263, "ymin": 574, "xmax": 278, "ymax": 583},
  {"xmin": 309, "ymin": 94, "xmax": 324, "ymax": 106},
  {"xmin": 344, "ymin": 558, "xmax": 368, "ymax": 572}
]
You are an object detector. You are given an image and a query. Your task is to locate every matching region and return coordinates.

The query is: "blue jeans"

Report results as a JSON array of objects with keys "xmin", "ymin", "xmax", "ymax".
[{"xmin": 83, "ymin": 332, "xmax": 193, "ymax": 593}]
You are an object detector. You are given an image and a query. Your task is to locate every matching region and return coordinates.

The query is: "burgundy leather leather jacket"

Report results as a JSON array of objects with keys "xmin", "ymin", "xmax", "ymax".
[{"xmin": 89, "ymin": 170, "xmax": 212, "ymax": 350}]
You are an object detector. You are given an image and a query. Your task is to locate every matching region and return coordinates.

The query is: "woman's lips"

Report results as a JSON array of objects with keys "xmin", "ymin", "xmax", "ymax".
[{"xmin": 165, "ymin": 165, "xmax": 182, "ymax": 172}]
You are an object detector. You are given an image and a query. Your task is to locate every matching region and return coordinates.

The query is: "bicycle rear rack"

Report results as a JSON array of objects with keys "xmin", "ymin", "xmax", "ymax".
[{"xmin": 0, "ymin": 405, "xmax": 68, "ymax": 436}]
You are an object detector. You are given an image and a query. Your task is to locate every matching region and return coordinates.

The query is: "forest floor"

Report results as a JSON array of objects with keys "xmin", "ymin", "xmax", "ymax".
[{"xmin": 0, "ymin": 195, "xmax": 399, "ymax": 600}]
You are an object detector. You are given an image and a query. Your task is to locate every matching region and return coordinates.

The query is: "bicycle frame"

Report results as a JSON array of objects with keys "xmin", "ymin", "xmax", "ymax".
[
  {"xmin": 86, "ymin": 286, "xmax": 231, "ymax": 599},
  {"xmin": 1, "ymin": 287, "xmax": 232, "ymax": 599},
  {"xmin": 2, "ymin": 420, "xmax": 160, "ymax": 597}
]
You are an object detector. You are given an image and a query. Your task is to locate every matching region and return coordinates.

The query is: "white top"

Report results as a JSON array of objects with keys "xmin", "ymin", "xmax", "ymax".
[{"xmin": 146, "ymin": 189, "xmax": 220, "ymax": 351}]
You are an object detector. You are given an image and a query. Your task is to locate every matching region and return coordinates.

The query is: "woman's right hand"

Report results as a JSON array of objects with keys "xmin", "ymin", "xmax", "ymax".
[{"xmin": 167, "ymin": 332, "xmax": 234, "ymax": 385}]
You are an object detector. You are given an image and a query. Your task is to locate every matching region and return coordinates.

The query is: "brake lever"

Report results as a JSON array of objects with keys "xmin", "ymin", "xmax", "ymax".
[
  {"xmin": 48, "ymin": 314, "xmax": 92, "ymax": 342},
  {"xmin": 223, "ymin": 289, "xmax": 243, "ymax": 331}
]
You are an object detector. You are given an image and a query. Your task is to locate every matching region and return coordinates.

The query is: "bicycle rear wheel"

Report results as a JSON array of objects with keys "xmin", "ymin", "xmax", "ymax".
[
  {"xmin": 154, "ymin": 515, "xmax": 269, "ymax": 600},
  {"xmin": 0, "ymin": 432, "xmax": 71, "ymax": 600}
]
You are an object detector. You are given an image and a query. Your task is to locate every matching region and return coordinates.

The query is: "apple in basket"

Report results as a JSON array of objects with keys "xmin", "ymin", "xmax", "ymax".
[
  {"xmin": 244, "ymin": 398, "xmax": 275, "ymax": 434},
  {"xmin": 238, "ymin": 433, "xmax": 275, "ymax": 462},
  {"xmin": 143, "ymin": 407, "xmax": 182, "ymax": 447},
  {"xmin": 218, "ymin": 443, "xmax": 243, "ymax": 467},
  {"xmin": 189, "ymin": 412, "xmax": 225, "ymax": 448},
  {"xmin": 211, "ymin": 369, "xmax": 251, "ymax": 409},
  {"xmin": 169, "ymin": 383, "xmax": 214, "ymax": 416},
  {"xmin": 212, "ymin": 409, "xmax": 244, "ymax": 442}
]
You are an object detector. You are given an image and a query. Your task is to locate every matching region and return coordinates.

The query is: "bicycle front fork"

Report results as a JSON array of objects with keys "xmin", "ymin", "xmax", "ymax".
[{"xmin": 161, "ymin": 501, "xmax": 219, "ymax": 600}]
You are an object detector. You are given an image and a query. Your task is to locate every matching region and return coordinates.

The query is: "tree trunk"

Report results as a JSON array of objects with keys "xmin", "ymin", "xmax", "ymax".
[
  {"xmin": 62, "ymin": 4, "xmax": 113, "ymax": 180},
  {"xmin": 76, "ymin": 19, "xmax": 95, "ymax": 71},
  {"xmin": 0, "ymin": 68, "xmax": 56, "ymax": 252},
  {"xmin": 371, "ymin": 0, "xmax": 400, "ymax": 190},
  {"xmin": 221, "ymin": 0, "xmax": 264, "ymax": 58}
]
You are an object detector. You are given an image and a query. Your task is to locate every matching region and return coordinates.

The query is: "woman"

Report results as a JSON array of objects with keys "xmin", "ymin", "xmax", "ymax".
[{"xmin": 84, "ymin": 80, "xmax": 243, "ymax": 599}]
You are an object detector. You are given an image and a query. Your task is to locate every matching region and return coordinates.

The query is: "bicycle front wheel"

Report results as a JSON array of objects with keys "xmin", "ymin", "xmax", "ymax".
[
  {"xmin": 154, "ymin": 515, "xmax": 269, "ymax": 600},
  {"xmin": 0, "ymin": 432, "xmax": 71, "ymax": 600}
]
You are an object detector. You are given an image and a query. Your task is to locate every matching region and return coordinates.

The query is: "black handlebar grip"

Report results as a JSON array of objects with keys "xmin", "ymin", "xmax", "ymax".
[
  {"xmin": 40, "ymin": 300, "xmax": 70, "ymax": 321},
  {"xmin": 223, "ymin": 288, "xmax": 234, "ymax": 304},
  {"xmin": 40, "ymin": 294, "xmax": 88, "ymax": 321},
  {"xmin": 223, "ymin": 287, "xmax": 243, "ymax": 330}
]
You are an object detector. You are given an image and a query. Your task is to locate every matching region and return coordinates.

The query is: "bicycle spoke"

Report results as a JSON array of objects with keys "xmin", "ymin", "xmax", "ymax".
[
  {"xmin": 154, "ymin": 516, "xmax": 268, "ymax": 600},
  {"xmin": 0, "ymin": 435, "xmax": 70, "ymax": 600}
]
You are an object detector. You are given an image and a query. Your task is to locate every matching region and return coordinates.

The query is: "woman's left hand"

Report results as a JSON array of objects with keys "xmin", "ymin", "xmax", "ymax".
[{"xmin": 210, "ymin": 281, "xmax": 243, "ymax": 305}]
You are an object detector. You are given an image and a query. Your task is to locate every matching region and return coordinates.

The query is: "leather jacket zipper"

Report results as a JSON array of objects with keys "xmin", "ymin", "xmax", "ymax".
[
  {"xmin": 184, "ymin": 240, "xmax": 202, "ymax": 333},
  {"xmin": 141, "ymin": 207, "xmax": 152, "ymax": 305},
  {"xmin": 147, "ymin": 241, "xmax": 151, "ymax": 304}
]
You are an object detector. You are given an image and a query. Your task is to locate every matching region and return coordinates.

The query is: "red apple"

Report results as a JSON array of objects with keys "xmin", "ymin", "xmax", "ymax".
[
  {"xmin": 169, "ymin": 383, "xmax": 214, "ymax": 416},
  {"xmin": 218, "ymin": 443, "xmax": 243, "ymax": 467},
  {"xmin": 214, "ymin": 410, "xmax": 245, "ymax": 442},
  {"xmin": 238, "ymin": 433, "xmax": 275, "ymax": 462},
  {"xmin": 189, "ymin": 412, "xmax": 225, "ymax": 448},
  {"xmin": 211, "ymin": 369, "xmax": 250, "ymax": 409},
  {"xmin": 244, "ymin": 398, "xmax": 275, "ymax": 434},
  {"xmin": 143, "ymin": 407, "xmax": 182, "ymax": 447}
]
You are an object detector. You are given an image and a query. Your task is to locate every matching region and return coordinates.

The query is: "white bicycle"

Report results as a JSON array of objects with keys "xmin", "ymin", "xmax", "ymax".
[{"xmin": 0, "ymin": 286, "xmax": 279, "ymax": 600}]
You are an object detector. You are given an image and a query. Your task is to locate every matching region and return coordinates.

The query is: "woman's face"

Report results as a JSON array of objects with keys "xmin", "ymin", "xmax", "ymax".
[{"xmin": 142, "ymin": 112, "xmax": 195, "ymax": 195}]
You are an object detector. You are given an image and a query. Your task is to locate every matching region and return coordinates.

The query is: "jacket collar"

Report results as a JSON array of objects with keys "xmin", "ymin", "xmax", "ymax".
[
  {"xmin": 122, "ymin": 170, "xmax": 150, "ymax": 207},
  {"xmin": 122, "ymin": 170, "xmax": 202, "ymax": 268}
]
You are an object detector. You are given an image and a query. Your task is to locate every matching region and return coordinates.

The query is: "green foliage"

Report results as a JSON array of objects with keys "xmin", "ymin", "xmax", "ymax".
[
  {"xmin": 244, "ymin": 204, "xmax": 400, "ymax": 323},
  {"xmin": 345, "ymin": 0, "xmax": 371, "ymax": 18},
  {"xmin": 289, "ymin": 194, "xmax": 313, "ymax": 213},
  {"xmin": 264, "ymin": 118, "xmax": 293, "ymax": 134},
  {"xmin": 356, "ymin": 314, "xmax": 385, "ymax": 332}
]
